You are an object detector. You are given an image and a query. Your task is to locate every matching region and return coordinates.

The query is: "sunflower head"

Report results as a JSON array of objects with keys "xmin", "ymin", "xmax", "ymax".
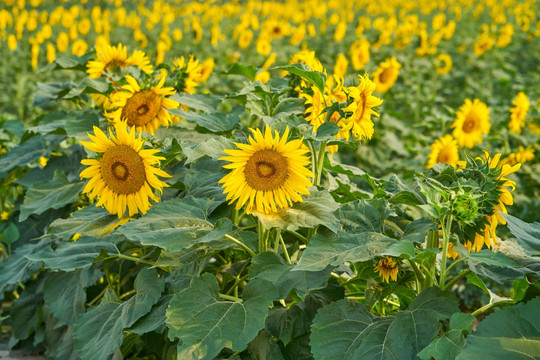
[
  {"xmin": 86, "ymin": 42, "xmax": 153, "ymax": 79},
  {"xmin": 218, "ymin": 125, "xmax": 314, "ymax": 215},
  {"xmin": 373, "ymin": 57, "xmax": 401, "ymax": 93},
  {"xmin": 79, "ymin": 122, "xmax": 171, "ymax": 218},
  {"xmin": 509, "ymin": 92, "xmax": 530, "ymax": 134},
  {"xmin": 374, "ymin": 257, "xmax": 399, "ymax": 283},
  {"xmin": 426, "ymin": 135, "xmax": 462, "ymax": 169},
  {"xmin": 105, "ymin": 75, "xmax": 179, "ymax": 134},
  {"xmin": 451, "ymin": 98, "xmax": 491, "ymax": 148},
  {"xmin": 173, "ymin": 55, "xmax": 202, "ymax": 94},
  {"xmin": 435, "ymin": 53, "xmax": 452, "ymax": 75}
]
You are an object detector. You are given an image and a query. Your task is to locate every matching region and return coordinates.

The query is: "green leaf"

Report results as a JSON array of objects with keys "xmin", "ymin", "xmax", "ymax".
[
  {"xmin": 43, "ymin": 268, "xmax": 102, "ymax": 325},
  {"xmin": 26, "ymin": 236, "xmax": 117, "ymax": 271},
  {"xmin": 310, "ymin": 287, "xmax": 458, "ymax": 360},
  {"xmin": 48, "ymin": 206, "xmax": 131, "ymax": 241},
  {"xmin": 115, "ymin": 198, "xmax": 233, "ymax": 252},
  {"xmin": 183, "ymin": 136, "xmax": 232, "ymax": 164},
  {"xmin": 169, "ymin": 93, "xmax": 222, "ymax": 113},
  {"xmin": 129, "ymin": 296, "xmax": 171, "ymax": 335},
  {"xmin": 19, "ymin": 171, "xmax": 85, "ymax": 221},
  {"xmin": 73, "ymin": 268, "xmax": 164, "ymax": 360},
  {"xmin": 183, "ymin": 169, "xmax": 227, "ymax": 203},
  {"xmin": 0, "ymin": 135, "xmax": 47, "ymax": 178},
  {"xmin": 0, "ymin": 222, "xmax": 20, "ymax": 245},
  {"xmin": 295, "ymin": 231, "xmax": 397, "ymax": 271},
  {"xmin": 401, "ymin": 218, "xmax": 436, "ymax": 243},
  {"xmin": 256, "ymin": 189, "xmax": 340, "ymax": 231},
  {"xmin": 386, "ymin": 175, "xmax": 425, "ymax": 207},
  {"xmin": 338, "ymin": 200, "xmax": 383, "ymax": 233},
  {"xmin": 467, "ymin": 249, "xmax": 518, "ymax": 268},
  {"xmin": 250, "ymin": 252, "xmax": 333, "ymax": 299},
  {"xmin": 247, "ymin": 330, "xmax": 285, "ymax": 360},
  {"xmin": 28, "ymin": 110, "xmax": 100, "ymax": 137},
  {"xmin": 168, "ymin": 106, "xmax": 242, "ymax": 133},
  {"xmin": 273, "ymin": 64, "xmax": 327, "ymax": 94},
  {"xmin": 42, "ymin": 308, "xmax": 79, "ymax": 360},
  {"xmin": 223, "ymin": 63, "xmax": 258, "ymax": 81},
  {"xmin": 10, "ymin": 280, "xmax": 44, "ymax": 341},
  {"xmin": 166, "ymin": 273, "xmax": 279, "ymax": 360},
  {"xmin": 0, "ymin": 239, "xmax": 50, "ymax": 292},
  {"xmin": 63, "ymin": 77, "xmax": 110, "ymax": 98},
  {"xmin": 501, "ymin": 212, "xmax": 540, "ymax": 255},
  {"xmin": 381, "ymin": 242, "xmax": 415, "ymax": 259},
  {"xmin": 418, "ymin": 313, "xmax": 475, "ymax": 360},
  {"xmin": 458, "ymin": 297, "xmax": 540, "ymax": 360}
]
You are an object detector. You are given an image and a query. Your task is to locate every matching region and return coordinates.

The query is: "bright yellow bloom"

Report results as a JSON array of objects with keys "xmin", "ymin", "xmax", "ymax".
[
  {"xmin": 57, "ymin": 32, "xmax": 69, "ymax": 52},
  {"xmin": 86, "ymin": 43, "xmax": 153, "ymax": 79},
  {"xmin": 473, "ymin": 32, "xmax": 494, "ymax": 56},
  {"xmin": 106, "ymin": 75, "xmax": 179, "ymax": 134},
  {"xmin": 451, "ymin": 99, "xmax": 491, "ymax": 148},
  {"xmin": 195, "ymin": 58, "xmax": 215, "ymax": 83},
  {"xmin": 173, "ymin": 55, "xmax": 203, "ymax": 94},
  {"xmin": 496, "ymin": 24, "xmax": 514, "ymax": 47},
  {"xmin": 0, "ymin": 211, "xmax": 9, "ymax": 221},
  {"xmin": 80, "ymin": 122, "xmax": 170, "ymax": 218},
  {"xmin": 509, "ymin": 92, "xmax": 530, "ymax": 134},
  {"xmin": 333, "ymin": 53, "xmax": 348, "ymax": 78},
  {"xmin": 426, "ymin": 135, "xmax": 463, "ymax": 169},
  {"xmin": 7, "ymin": 34, "xmax": 17, "ymax": 51},
  {"xmin": 238, "ymin": 29, "xmax": 253, "ymax": 49},
  {"xmin": 375, "ymin": 257, "xmax": 399, "ymax": 283},
  {"xmin": 39, "ymin": 156, "xmax": 48, "ymax": 167},
  {"xmin": 71, "ymin": 39, "xmax": 88, "ymax": 57},
  {"xmin": 435, "ymin": 53, "xmax": 452, "ymax": 75},
  {"xmin": 373, "ymin": 57, "xmax": 401, "ymax": 93},
  {"xmin": 502, "ymin": 146, "xmax": 534, "ymax": 166},
  {"xmin": 334, "ymin": 22, "xmax": 347, "ymax": 42},
  {"xmin": 349, "ymin": 38, "xmax": 370, "ymax": 71},
  {"xmin": 219, "ymin": 125, "xmax": 313, "ymax": 215}
]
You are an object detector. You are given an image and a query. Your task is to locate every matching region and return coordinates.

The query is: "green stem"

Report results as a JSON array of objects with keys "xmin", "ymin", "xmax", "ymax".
[
  {"xmin": 471, "ymin": 300, "xmax": 515, "ymax": 317},
  {"xmin": 226, "ymin": 274, "xmax": 249, "ymax": 295},
  {"xmin": 419, "ymin": 261, "xmax": 439, "ymax": 287},
  {"xmin": 274, "ymin": 228, "xmax": 281, "ymax": 253},
  {"xmin": 224, "ymin": 234, "xmax": 256, "ymax": 257},
  {"xmin": 407, "ymin": 259, "xmax": 425, "ymax": 291},
  {"xmin": 444, "ymin": 257, "xmax": 468, "ymax": 276},
  {"xmin": 219, "ymin": 293, "xmax": 243, "ymax": 302},
  {"xmin": 315, "ymin": 141, "xmax": 327, "ymax": 186},
  {"xmin": 286, "ymin": 229, "xmax": 308, "ymax": 243},
  {"xmin": 87, "ymin": 286, "xmax": 108, "ymax": 306},
  {"xmin": 443, "ymin": 269, "xmax": 472, "ymax": 291},
  {"xmin": 119, "ymin": 289, "xmax": 136, "ymax": 300},
  {"xmin": 439, "ymin": 215, "xmax": 453, "ymax": 289},
  {"xmin": 280, "ymin": 234, "xmax": 292, "ymax": 264},
  {"xmin": 114, "ymin": 253, "xmax": 155, "ymax": 265},
  {"xmin": 257, "ymin": 219, "xmax": 268, "ymax": 253}
]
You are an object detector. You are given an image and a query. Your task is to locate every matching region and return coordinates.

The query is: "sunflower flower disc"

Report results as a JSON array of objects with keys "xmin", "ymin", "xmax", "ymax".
[
  {"xmin": 105, "ymin": 75, "xmax": 179, "ymax": 134},
  {"xmin": 80, "ymin": 122, "xmax": 171, "ymax": 218},
  {"xmin": 219, "ymin": 125, "xmax": 314, "ymax": 215}
]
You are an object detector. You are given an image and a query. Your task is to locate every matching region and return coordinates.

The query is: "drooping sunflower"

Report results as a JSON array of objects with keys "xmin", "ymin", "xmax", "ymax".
[
  {"xmin": 435, "ymin": 53, "xmax": 452, "ymax": 75},
  {"xmin": 374, "ymin": 257, "xmax": 399, "ymax": 283},
  {"xmin": 86, "ymin": 43, "xmax": 153, "ymax": 79},
  {"xmin": 373, "ymin": 57, "xmax": 401, "ymax": 93},
  {"xmin": 218, "ymin": 125, "xmax": 313, "ymax": 215},
  {"xmin": 451, "ymin": 98, "xmax": 491, "ymax": 148},
  {"xmin": 105, "ymin": 75, "xmax": 179, "ymax": 134},
  {"xmin": 80, "ymin": 122, "xmax": 171, "ymax": 218},
  {"xmin": 426, "ymin": 135, "xmax": 463, "ymax": 169},
  {"xmin": 509, "ymin": 91, "xmax": 530, "ymax": 134},
  {"xmin": 340, "ymin": 74, "xmax": 383, "ymax": 141},
  {"xmin": 173, "ymin": 55, "xmax": 202, "ymax": 94}
]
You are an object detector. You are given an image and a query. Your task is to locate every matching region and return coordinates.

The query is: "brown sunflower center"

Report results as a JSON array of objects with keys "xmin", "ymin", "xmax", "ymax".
[
  {"xmin": 244, "ymin": 149, "xmax": 288, "ymax": 191},
  {"xmin": 120, "ymin": 90, "xmax": 162, "ymax": 127},
  {"xmin": 462, "ymin": 114, "xmax": 478, "ymax": 133},
  {"xmin": 106, "ymin": 59, "xmax": 127, "ymax": 73},
  {"xmin": 379, "ymin": 68, "xmax": 394, "ymax": 83},
  {"xmin": 101, "ymin": 145, "xmax": 146, "ymax": 195},
  {"xmin": 437, "ymin": 150, "xmax": 450, "ymax": 164}
]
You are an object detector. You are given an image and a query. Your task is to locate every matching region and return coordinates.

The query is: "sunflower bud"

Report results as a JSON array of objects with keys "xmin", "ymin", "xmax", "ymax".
[{"xmin": 451, "ymin": 189, "xmax": 481, "ymax": 227}]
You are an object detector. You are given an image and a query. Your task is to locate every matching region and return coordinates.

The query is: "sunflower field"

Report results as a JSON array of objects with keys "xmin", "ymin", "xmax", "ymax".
[{"xmin": 1, "ymin": 0, "xmax": 540, "ymax": 359}]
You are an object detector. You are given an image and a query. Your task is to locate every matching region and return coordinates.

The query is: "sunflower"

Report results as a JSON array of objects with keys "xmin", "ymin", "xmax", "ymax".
[
  {"xmin": 451, "ymin": 98, "xmax": 491, "ymax": 148},
  {"xmin": 80, "ymin": 122, "xmax": 171, "ymax": 218},
  {"xmin": 340, "ymin": 74, "xmax": 383, "ymax": 141},
  {"xmin": 105, "ymin": 75, "xmax": 179, "ymax": 134},
  {"xmin": 435, "ymin": 53, "xmax": 452, "ymax": 75},
  {"xmin": 374, "ymin": 257, "xmax": 399, "ymax": 283},
  {"xmin": 502, "ymin": 145, "xmax": 534, "ymax": 166},
  {"xmin": 373, "ymin": 57, "xmax": 401, "ymax": 93},
  {"xmin": 509, "ymin": 92, "xmax": 530, "ymax": 134},
  {"xmin": 426, "ymin": 135, "xmax": 463, "ymax": 169},
  {"xmin": 349, "ymin": 38, "xmax": 370, "ymax": 71},
  {"xmin": 173, "ymin": 55, "xmax": 202, "ymax": 94},
  {"xmin": 86, "ymin": 43, "xmax": 153, "ymax": 79},
  {"xmin": 218, "ymin": 125, "xmax": 313, "ymax": 215},
  {"xmin": 333, "ymin": 53, "xmax": 349, "ymax": 78}
]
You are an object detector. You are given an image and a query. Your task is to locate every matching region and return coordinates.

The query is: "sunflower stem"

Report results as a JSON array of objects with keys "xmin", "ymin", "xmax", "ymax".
[
  {"xmin": 114, "ymin": 253, "xmax": 155, "ymax": 265},
  {"xmin": 286, "ymin": 229, "xmax": 308, "ymax": 243},
  {"xmin": 471, "ymin": 299, "xmax": 515, "ymax": 317},
  {"xmin": 439, "ymin": 215, "xmax": 453, "ymax": 289},
  {"xmin": 443, "ymin": 269, "xmax": 472, "ymax": 291},
  {"xmin": 315, "ymin": 141, "xmax": 327, "ymax": 186},
  {"xmin": 273, "ymin": 228, "xmax": 281, "ymax": 253},
  {"xmin": 224, "ymin": 234, "xmax": 256, "ymax": 257},
  {"xmin": 257, "ymin": 219, "xmax": 268, "ymax": 253},
  {"xmin": 280, "ymin": 234, "xmax": 292, "ymax": 264},
  {"xmin": 219, "ymin": 293, "xmax": 243, "ymax": 302}
]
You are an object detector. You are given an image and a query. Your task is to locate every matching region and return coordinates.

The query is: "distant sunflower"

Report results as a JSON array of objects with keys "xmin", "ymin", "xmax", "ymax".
[
  {"xmin": 105, "ymin": 75, "xmax": 179, "ymax": 134},
  {"xmin": 219, "ymin": 125, "xmax": 313, "ymax": 214},
  {"xmin": 373, "ymin": 57, "xmax": 401, "ymax": 93},
  {"xmin": 426, "ymin": 135, "xmax": 463, "ymax": 169},
  {"xmin": 502, "ymin": 145, "xmax": 534, "ymax": 166},
  {"xmin": 340, "ymin": 74, "xmax": 383, "ymax": 141},
  {"xmin": 509, "ymin": 92, "xmax": 530, "ymax": 134},
  {"xmin": 86, "ymin": 43, "xmax": 153, "ymax": 79},
  {"xmin": 435, "ymin": 53, "xmax": 452, "ymax": 75},
  {"xmin": 80, "ymin": 122, "xmax": 170, "ymax": 218},
  {"xmin": 173, "ymin": 55, "xmax": 202, "ymax": 94},
  {"xmin": 451, "ymin": 99, "xmax": 491, "ymax": 148},
  {"xmin": 374, "ymin": 257, "xmax": 399, "ymax": 283}
]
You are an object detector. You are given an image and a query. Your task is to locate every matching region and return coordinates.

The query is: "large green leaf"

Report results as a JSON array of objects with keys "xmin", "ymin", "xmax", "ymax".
[
  {"xmin": 170, "ymin": 93, "xmax": 222, "ymax": 113},
  {"xmin": 166, "ymin": 273, "xmax": 279, "ymax": 360},
  {"xmin": 273, "ymin": 64, "xmax": 327, "ymax": 94},
  {"xmin": 182, "ymin": 136, "xmax": 232, "ymax": 164},
  {"xmin": 458, "ymin": 297, "xmax": 540, "ymax": 360},
  {"xmin": 27, "ymin": 110, "xmax": 100, "ymax": 137},
  {"xmin": 401, "ymin": 218, "xmax": 436, "ymax": 243},
  {"xmin": 43, "ymin": 307, "xmax": 79, "ymax": 360},
  {"xmin": 19, "ymin": 171, "xmax": 85, "ymax": 221},
  {"xmin": 501, "ymin": 212, "xmax": 540, "ymax": 255},
  {"xmin": 0, "ymin": 135, "xmax": 47, "ymax": 178},
  {"xmin": 73, "ymin": 268, "xmax": 164, "ymax": 360},
  {"xmin": 114, "ymin": 198, "xmax": 233, "ymax": 252},
  {"xmin": 63, "ymin": 77, "xmax": 110, "ymax": 98},
  {"xmin": 223, "ymin": 62, "xmax": 257, "ymax": 81},
  {"xmin": 338, "ymin": 200, "xmax": 383, "ymax": 233},
  {"xmin": 48, "ymin": 206, "xmax": 131, "ymax": 241},
  {"xmin": 43, "ymin": 268, "xmax": 102, "ymax": 325},
  {"xmin": 310, "ymin": 287, "xmax": 458, "ymax": 360},
  {"xmin": 295, "ymin": 231, "xmax": 397, "ymax": 271},
  {"xmin": 168, "ymin": 106, "xmax": 242, "ymax": 132},
  {"xmin": 249, "ymin": 252, "xmax": 333, "ymax": 299},
  {"xmin": 256, "ymin": 189, "xmax": 340, "ymax": 231},
  {"xmin": 26, "ymin": 236, "xmax": 117, "ymax": 271},
  {"xmin": 247, "ymin": 330, "xmax": 285, "ymax": 360},
  {"xmin": 10, "ymin": 280, "xmax": 44, "ymax": 341},
  {"xmin": 0, "ymin": 239, "xmax": 50, "ymax": 292}
]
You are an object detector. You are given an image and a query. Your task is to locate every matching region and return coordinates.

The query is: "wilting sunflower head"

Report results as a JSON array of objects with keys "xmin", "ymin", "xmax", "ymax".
[
  {"xmin": 218, "ymin": 125, "xmax": 314, "ymax": 215},
  {"xmin": 79, "ymin": 122, "xmax": 171, "ymax": 218},
  {"xmin": 451, "ymin": 98, "xmax": 491, "ymax": 148},
  {"xmin": 105, "ymin": 75, "xmax": 179, "ymax": 134},
  {"xmin": 374, "ymin": 257, "xmax": 399, "ymax": 283}
]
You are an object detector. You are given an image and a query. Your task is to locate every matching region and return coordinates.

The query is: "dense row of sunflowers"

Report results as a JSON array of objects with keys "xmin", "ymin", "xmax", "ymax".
[{"xmin": 1, "ymin": 0, "xmax": 539, "ymax": 359}]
